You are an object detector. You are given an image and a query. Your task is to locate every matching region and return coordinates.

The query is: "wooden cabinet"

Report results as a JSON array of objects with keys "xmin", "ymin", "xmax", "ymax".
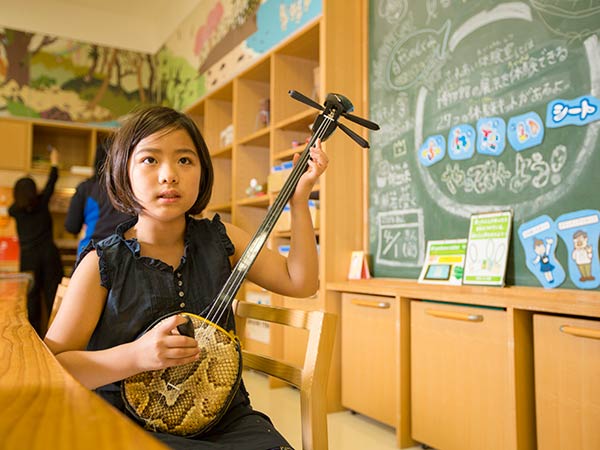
[
  {"xmin": 534, "ymin": 314, "xmax": 600, "ymax": 450},
  {"xmin": 0, "ymin": 117, "xmax": 113, "ymax": 177},
  {"xmin": 411, "ymin": 300, "xmax": 512, "ymax": 450},
  {"xmin": 341, "ymin": 293, "xmax": 397, "ymax": 426},
  {"xmin": 0, "ymin": 117, "xmax": 115, "ymax": 274},
  {"xmin": 0, "ymin": 117, "xmax": 31, "ymax": 171}
]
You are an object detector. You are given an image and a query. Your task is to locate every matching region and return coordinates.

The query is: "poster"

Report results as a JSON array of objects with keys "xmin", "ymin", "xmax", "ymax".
[
  {"xmin": 463, "ymin": 211, "xmax": 512, "ymax": 286},
  {"xmin": 418, "ymin": 239, "xmax": 467, "ymax": 286}
]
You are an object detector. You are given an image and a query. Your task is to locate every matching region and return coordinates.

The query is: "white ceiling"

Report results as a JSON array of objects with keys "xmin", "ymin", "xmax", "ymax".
[{"xmin": 0, "ymin": 0, "xmax": 204, "ymax": 53}]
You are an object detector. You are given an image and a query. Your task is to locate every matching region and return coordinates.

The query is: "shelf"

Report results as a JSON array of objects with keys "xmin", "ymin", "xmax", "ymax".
[
  {"xmin": 208, "ymin": 82, "xmax": 233, "ymax": 101},
  {"xmin": 275, "ymin": 108, "xmax": 316, "ymax": 131},
  {"xmin": 237, "ymin": 195, "xmax": 270, "ymax": 207},
  {"xmin": 276, "ymin": 18, "xmax": 320, "ymax": 60},
  {"xmin": 274, "ymin": 146, "xmax": 304, "ymax": 160},
  {"xmin": 206, "ymin": 202, "xmax": 232, "ymax": 213},
  {"xmin": 274, "ymin": 228, "xmax": 320, "ymax": 239},
  {"xmin": 211, "ymin": 145, "xmax": 232, "ymax": 158},
  {"xmin": 237, "ymin": 127, "xmax": 270, "ymax": 147}
]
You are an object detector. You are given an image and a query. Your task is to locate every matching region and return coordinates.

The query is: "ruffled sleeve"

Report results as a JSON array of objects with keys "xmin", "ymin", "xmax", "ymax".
[
  {"xmin": 76, "ymin": 239, "xmax": 112, "ymax": 289},
  {"xmin": 212, "ymin": 213, "xmax": 235, "ymax": 257}
]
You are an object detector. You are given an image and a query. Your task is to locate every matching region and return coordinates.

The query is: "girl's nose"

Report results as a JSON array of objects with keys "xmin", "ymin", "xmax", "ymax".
[{"xmin": 159, "ymin": 166, "xmax": 178, "ymax": 184}]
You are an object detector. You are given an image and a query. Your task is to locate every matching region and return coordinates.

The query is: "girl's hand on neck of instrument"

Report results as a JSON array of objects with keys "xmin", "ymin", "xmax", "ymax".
[{"xmin": 289, "ymin": 138, "xmax": 328, "ymax": 207}]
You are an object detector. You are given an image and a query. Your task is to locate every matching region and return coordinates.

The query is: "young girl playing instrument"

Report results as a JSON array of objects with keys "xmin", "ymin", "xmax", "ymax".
[{"xmin": 44, "ymin": 105, "xmax": 328, "ymax": 450}]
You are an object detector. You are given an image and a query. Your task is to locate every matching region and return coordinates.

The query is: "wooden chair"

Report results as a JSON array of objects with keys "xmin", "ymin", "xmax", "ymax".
[
  {"xmin": 46, "ymin": 278, "xmax": 337, "ymax": 449},
  {"xmin": 47, "ymin": 277, "xmax": 70, "ymax": 329},
  {"xmin": 234, "ymin": 300, "xmax": 337, "ymax": 450}
]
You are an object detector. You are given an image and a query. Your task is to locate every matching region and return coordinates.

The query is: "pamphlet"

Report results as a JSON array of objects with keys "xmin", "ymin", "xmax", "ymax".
[
  {"xmin": 418, "ymin": 239, "xmax": 467, "ymax": 285},
  {"xmin": 463, "ymin": 210, "xmax": 512, "ymax": 286}
]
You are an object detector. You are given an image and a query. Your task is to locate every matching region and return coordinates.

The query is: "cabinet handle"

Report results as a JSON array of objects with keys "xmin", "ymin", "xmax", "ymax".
[
  {"xmin": 559, "ymin": 325, "xmax": 600, "ymax": 340},
  {"xmin": 425, "ymin": 309, "xmax": 483, "ymax": 322},
  {"xmin": 351, "ymin": 299, "xmax": 390, "ymax": 309}
]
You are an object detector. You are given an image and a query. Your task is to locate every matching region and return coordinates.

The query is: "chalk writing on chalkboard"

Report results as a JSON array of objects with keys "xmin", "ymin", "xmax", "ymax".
[{"xmin": 368, "ymin": 0, "xmax": 600, "ymax": 287}]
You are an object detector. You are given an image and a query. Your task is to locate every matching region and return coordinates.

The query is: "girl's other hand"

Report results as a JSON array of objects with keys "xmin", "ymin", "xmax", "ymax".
[
  {"xmin": 290, "ymin": 138, "xmax": 328, "ymax": 205},
  {"xmin": 133, "ymin": 314, "xmax": 200, "ymax": 372}
]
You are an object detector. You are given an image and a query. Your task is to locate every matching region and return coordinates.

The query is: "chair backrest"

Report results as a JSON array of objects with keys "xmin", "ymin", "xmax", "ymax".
[
  {"xmin": 48, "ymin": 277, "xmax": 70, "ymax": 329},
  {"xmin": 234, "ymin": 300, "xmax": 337, "ymax": 450}
]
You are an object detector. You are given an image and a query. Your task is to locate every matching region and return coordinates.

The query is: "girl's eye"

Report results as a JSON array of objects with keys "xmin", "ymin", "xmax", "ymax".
[
  {"xmin": 141, "ymin": 156, "xmax": 157, "ymax": 164},
  {"xmin": 179, "ymin": 157, "xmax": 192, "ymax": 165}
]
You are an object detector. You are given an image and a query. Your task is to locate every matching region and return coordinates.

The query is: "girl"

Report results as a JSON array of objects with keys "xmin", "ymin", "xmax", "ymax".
[
  {"xmin": 44, "ymin": 105, "xmax": 328, "ymax": 450},
  {"xmin": 9, "ymin": 147, "xmax": 63, "ymax": 335}
]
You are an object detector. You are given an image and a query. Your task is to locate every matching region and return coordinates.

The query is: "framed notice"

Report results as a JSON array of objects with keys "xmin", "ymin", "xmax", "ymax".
[
  {"xmin": 418, "ymin": 239, "xmax": 467, "ymax": 286},
  {"xmin": 463, "ymin": 211, "xmax": 513, "ymax": 286}
]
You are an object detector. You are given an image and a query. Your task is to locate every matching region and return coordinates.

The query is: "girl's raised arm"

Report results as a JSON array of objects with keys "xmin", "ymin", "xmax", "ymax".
[{"xmin": 226, "ymin": 139, "xmax": 328, "ymax": 298}]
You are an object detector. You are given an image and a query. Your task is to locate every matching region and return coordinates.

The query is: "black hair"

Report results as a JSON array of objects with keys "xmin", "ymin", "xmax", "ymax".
[{"xmin": 104, "ymin": 105, "xmax": 214, "ymax": 216}]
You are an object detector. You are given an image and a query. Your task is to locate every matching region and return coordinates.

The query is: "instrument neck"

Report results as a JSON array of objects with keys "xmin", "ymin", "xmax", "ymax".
[{"xmin": 212, "ymin": 130, "xmax": 324, "ymax": 308}]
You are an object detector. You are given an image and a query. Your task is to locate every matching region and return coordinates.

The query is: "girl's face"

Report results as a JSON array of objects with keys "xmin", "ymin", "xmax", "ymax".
[{"xmin": 128, "ymin": 128, "xmax": 201, "ymax": 222}]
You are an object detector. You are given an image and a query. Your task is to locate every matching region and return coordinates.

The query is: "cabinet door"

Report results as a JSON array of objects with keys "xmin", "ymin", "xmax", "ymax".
[
  {"xmin": 0, "ymin": 119, "xmax": 31, "ymax": 171},
  {"xmin": 341, "ymin": 293, "xmax": 397, "ymax": 427},
  {"xmin": 534, "ymin": 314, "xmax": 600, "ymax": 450},
  {"xmin": 411, "ymin": 300, "xmax": 511, "ymax": 450}
]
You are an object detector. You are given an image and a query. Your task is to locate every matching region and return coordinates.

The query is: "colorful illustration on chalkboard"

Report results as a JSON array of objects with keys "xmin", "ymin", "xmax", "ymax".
[
  {"xmin": 448, "ymin": 124, "xmax": 476, "ymax": 160},
  {"xmin": 507, "ymin": 112, "xmax": 545, "ymax": 152},
  {"xmin": 545, "ymin": 95, "xmax": 600, "ymax": 128},
  {"xmin": 418, "ymin": 135, "xmax": 446, "ymax": 167},
  {"xmin": 476, "ymin": 117, "xmax": 506, "ymax": 156},
  {"xmin": 556, "ymin": 209, "xmax": 600, "ymax": 289},
  {"xmin": 518, "ymin": 215, "xmax": 565, "ymax": 288}
]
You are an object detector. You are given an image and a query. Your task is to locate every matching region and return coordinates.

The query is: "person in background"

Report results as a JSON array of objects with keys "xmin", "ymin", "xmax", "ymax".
[
  {"xmin": 65, "ymin": 141, "xmax": 132, "ymax": 260},
  {"xmin": 9, "ymin": 147, "xmax": 63, "ymax": 335}
]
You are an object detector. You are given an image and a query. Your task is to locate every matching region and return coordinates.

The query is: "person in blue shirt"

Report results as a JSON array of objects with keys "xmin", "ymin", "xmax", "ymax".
[{"xmin": 64, "ymin": 141, "xmax": 132, "ymax": 259}]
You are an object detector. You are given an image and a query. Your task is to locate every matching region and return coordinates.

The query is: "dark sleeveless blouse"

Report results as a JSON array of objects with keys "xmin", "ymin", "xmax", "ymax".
[{"xmin": 85, "ymin": 215, "xmax": 291, "ymax": 450}]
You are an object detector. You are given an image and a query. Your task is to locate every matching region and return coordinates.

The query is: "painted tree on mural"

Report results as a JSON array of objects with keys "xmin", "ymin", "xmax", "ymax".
[
  {"xmin": 0, "ymin": 27, "xmax": 159, "ymax": 121},
  {"xmin": 0, "ymin": 29, "xmax": 57, "ymax": 86}
]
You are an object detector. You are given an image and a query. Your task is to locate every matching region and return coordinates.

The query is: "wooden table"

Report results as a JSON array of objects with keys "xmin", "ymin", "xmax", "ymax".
[{"xmin": 0, "ymin": 274, "xmax": 168, "ymax": 450}]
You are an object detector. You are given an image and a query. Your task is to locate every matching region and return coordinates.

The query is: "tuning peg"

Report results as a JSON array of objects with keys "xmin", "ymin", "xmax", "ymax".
[
  {"xmin": 341, "ymin": 112, "xmax": 380, "ymax": 130},
  {"xmin": 338, "ymin": 122, "xmax": 370, "ymax": 148},
  {"xmin": 288, "ymin": 90, "xmax": 324, "ymax": 111}
]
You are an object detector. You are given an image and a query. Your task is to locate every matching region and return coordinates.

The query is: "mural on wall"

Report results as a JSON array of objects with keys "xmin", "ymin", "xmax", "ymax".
[
  {"xmin": 0, "ymin": 0, "xmax": 322, "ymax": 123},
  {"xmin": 161, "ymin": 0, "xmax": 322, "ymax": 111},
  {"xmin": 0, "ymin": 28, "xmax": 160, "ymax": 123}
]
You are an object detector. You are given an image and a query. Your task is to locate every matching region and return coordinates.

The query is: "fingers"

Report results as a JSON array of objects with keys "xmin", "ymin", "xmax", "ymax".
[{"xmin": 157, "ymin": 314, "xmax": 199, "ymax": 349}]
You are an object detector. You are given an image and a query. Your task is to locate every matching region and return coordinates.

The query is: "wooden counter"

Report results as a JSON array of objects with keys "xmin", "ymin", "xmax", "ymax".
[
  {"xmin": 0, "ymin": 275, "xmax": 168, "ymax": 450},
  {"xmin": 327, "ymin": 279, "xmax": 600, "ymax": 450},
  {"xmin": 328, "ymin": 278, "xmax": 600, "ymax": 318}
]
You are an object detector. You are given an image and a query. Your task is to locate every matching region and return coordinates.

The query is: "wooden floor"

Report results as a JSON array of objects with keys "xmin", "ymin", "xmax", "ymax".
[{"xmin": 243, "ymin": 369, "xmax": 425, "ymax": 450}]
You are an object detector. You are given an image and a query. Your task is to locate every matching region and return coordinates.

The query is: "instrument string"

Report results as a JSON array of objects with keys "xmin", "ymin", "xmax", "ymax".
[
  {"xmin": 195, "ymin": 114, "xmax": 333, "ymax": 346},
  {"xmin": 197, "ymin": 117, "xmax": 331, "ymax": 344}
]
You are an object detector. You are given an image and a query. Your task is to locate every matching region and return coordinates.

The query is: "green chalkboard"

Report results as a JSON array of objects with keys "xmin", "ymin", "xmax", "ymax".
[{"xmin": 368, "ymin": 0, "xmax": 600, "ymax": 288}]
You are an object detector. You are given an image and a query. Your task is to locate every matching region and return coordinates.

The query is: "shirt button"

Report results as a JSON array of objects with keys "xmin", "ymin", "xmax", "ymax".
[
  {"xmin": 180, "ymin": 302, "xmax": 185, "ymax": 308},
  {"xmin": 177, "ymin": 272, "xmax": 182, "ymax": 278},
  {"xmin": 179, "ymin": 291, "xmax": 184, "ymax": 297},
  {"xmin": 178, "ymin": 280, "xmax": 183, "ymax": 286}
]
